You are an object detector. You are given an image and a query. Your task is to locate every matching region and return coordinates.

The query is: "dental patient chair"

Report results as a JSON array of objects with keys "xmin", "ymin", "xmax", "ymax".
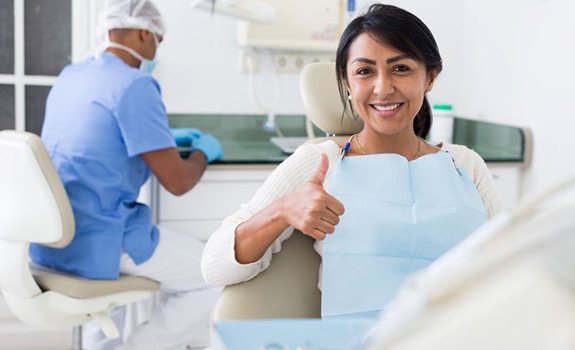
[
  {"xmin": 212, "ymin": 62, "xmax": 362, "ymax": 322},
  {"xmin": 0, "ymin": 130, "xmax": 160, "ymax": 349}
]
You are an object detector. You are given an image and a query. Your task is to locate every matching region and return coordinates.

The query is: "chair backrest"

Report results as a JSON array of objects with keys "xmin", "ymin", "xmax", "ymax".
[
  {"xmin": 0, "ymin": 130, "xmax": 74, "ymax": 247},
  {"xmin": 300, "ymin": 62, "xmax": 363, "ymax": 137},
  {"xmin": 213, "ymin": 63, "xmax": 365, "ymax": 321},
  {"xmin": 0, "ymin": 130, "xmax": 75, "ymax": 297},
  {"xmin": 212, "ymin": 232, "xmax": 321, "ymax": 321}
]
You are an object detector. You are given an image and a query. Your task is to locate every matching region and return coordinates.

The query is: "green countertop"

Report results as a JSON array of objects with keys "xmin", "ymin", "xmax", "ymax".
[{"xmin": 168, "ymin": 114, "xmax": 529, "ymax": 165}]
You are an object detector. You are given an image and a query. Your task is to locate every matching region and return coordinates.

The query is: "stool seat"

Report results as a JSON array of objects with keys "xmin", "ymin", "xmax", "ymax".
[{"xmin": 32, "ymin": 265, "xmax": 160, "ymax": 299}]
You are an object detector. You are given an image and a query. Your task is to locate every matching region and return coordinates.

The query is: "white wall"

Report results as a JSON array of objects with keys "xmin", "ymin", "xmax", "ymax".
[
  {"xmin": 153, "ymin": 0, "xmax": 575, "ymax": 200},
  {"xmin": 153, "ymin": 0, "xmax": 464, "ymax": 115},
  {"xmin": 154, "ymin": 0, "xmax": 304, "ymax": 114},
  {"xmin": 458, "ymin": 0, "xmax": 575, "ymax": 200}
]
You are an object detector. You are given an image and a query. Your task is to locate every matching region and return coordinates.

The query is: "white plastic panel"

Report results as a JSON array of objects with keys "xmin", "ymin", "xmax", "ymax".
[
  {"xmin": 0, "ymin": 138, "xmax": 63, "ymax": 243},
  {"xmin": 237, "ymin": 0, "xmax": 342, "ymax": 51}
]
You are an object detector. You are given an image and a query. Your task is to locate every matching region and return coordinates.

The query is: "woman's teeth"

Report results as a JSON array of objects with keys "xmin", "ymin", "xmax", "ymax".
[{"xmin": 373, "ymin": 103, "xmax": 401, "ymax": 111}]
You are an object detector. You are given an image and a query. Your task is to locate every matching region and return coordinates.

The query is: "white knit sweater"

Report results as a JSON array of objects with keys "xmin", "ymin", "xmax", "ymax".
[{"xmin": 201, "ymin": 140, "xmax": 502, "ymax": 286}]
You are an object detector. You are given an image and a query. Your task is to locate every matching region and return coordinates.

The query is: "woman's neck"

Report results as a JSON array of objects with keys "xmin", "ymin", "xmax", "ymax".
[{"xmin": 354, "ymin": 129, "xmax": 421, "ymax": 160}]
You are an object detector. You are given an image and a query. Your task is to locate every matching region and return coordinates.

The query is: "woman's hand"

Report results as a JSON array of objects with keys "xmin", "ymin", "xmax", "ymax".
[
  {"xmin": 234, "ymin": 153, "xmax": 344, "ymax": 264},
  {"xmin": 281, "ymin": 153, "xmax": 345, "ymax": 240}
]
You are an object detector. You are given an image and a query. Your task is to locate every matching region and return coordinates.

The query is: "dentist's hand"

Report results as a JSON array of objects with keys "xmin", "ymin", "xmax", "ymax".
[
  {"xmin": 171, "ymin": 128, "xmax": 202, "ymax": 147},
  {"xmin": 192, "ymin": 133, "xmax": 223, "ymax": 163},
  {"xmin": 282, "ymin": 153, "xmax": 345, "ymax": 240}
]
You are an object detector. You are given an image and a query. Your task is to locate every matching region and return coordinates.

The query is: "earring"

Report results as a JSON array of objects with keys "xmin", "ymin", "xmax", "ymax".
[{"xmin": 347, "ymin": 94, "xmax": 352, "ymax": 101}]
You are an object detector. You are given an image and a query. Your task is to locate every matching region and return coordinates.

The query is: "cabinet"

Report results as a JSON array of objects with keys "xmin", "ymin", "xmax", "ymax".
[
  {"xmin": 156, "ymin": 164, "xmax": 275, "ymax": 241},
  {"xmin": 487, "ymin": 164, "xmax": 523, "ymax": 210},
  {"xmin": 155, "ymin": 162, "xmax": 524, "ymax": 238}
]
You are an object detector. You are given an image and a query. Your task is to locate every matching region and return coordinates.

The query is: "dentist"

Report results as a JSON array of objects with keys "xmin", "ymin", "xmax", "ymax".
[{"xmin": 30, "ymin": 0, "xmax": 222, "ymax": 349}]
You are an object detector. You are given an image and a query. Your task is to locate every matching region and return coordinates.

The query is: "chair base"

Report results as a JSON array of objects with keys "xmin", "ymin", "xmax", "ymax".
[
  {"xmin": 2, "ymin": 289, "xmax": 154, "ymax": 338},
  {"xmin": 72, "ymin": 325, "xmax": 82, "ymax": 350}
]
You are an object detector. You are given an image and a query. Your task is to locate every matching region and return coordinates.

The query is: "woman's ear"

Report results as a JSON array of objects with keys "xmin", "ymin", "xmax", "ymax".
[
  {"xmin": 344, "ymin": 79, "xmax": 352, "ymax": 96},
  {"xmin": 426, "ymin": 68, "xmax": 439, "ymax": 93}
]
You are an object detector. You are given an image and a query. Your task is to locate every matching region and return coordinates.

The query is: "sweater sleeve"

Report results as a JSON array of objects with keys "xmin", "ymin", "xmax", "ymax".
[
  {"xmin": 442, "ymin": 143, "xmax": 503, "ymax": 218},
  {"xmin": 201, "ymin": 141, "xmax": 340, "ymax": 286}
]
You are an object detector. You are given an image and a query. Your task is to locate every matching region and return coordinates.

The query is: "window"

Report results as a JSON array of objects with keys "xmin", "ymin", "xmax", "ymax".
[
  {"xmin": 0, "ymin": 0, "xmax": 91, "ymax": 135},
  {"xmin": 0, "ymin": 0, "xmax": 15, "ymax": 75},
  {"xmin": 0, "ymin": 85, "xmax": 15, "ymax": 130}
]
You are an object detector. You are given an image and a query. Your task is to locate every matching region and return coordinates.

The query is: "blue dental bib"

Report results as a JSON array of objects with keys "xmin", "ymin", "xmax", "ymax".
[{"xmin": 321, "ymin": 151, "xmax": 487, "ymax": 318}]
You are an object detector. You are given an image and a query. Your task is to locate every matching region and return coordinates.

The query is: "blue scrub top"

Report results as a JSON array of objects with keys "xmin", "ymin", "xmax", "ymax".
[{"xmin": 30, "ymin": 52, "xmax": 176, "ymax": 279}]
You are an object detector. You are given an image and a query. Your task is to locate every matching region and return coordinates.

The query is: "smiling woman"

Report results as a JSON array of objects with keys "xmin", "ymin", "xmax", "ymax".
[
  {"xmin": 202, "ymin": 3, "xmax": 502, "ymax": 320},
  {"xmin": 343, "ymin": 34, "xmax": 434, "ymax": 157},
  {"xmin": 335, "ymin": 4, "xmax": 443, "ymax": 159}
]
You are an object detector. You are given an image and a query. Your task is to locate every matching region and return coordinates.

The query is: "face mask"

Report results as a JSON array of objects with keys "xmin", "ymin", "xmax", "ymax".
[
  {"xmin": 139, "ymin": 57, "xmax": 157, "ymax": 74},
  {"xmin": 139, "ymin": 33, "xmax": 159, "ymax": 73},
  {"xmin": 106, "ymin": 32, "xmax": 160, "ymax": 74}
]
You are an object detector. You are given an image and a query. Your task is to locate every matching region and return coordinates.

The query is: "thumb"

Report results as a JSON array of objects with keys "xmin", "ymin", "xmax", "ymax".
[{"xmin": 309, "ymin": 153, "xmax": 329, "ymax": 185}]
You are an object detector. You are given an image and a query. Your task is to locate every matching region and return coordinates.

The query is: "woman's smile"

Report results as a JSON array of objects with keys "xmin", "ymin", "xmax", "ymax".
[{"xmin": 370, "ymin": 102, "xmax": 404, "ymax": 117}]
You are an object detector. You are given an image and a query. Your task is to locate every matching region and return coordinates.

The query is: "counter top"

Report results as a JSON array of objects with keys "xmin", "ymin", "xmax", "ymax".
[
  {"xmin": 168, "ymin": 114, "xmax": 530, "ymax": 165},
  {"xmin": 169, "ymin": 114, "xmax": 311, "ymax": 164}
]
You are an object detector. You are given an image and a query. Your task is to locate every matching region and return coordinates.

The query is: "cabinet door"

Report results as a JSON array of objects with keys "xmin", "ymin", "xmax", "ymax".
[
  {"xmin": 158, "ymin": 165, "xmax": 275, "ymax": 240},
  {"xmin": 487, "ymin": 165, "xmax": 522, "ymax": 210},
  {"xmin": 157, "ymin": 220, "xmax": 222, "ymax": 242}
]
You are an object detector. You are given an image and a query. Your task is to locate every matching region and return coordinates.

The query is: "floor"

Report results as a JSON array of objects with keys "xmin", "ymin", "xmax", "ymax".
[{"xmin": 0, "ymin": 322, "xmax": 71, "ymax": 350}]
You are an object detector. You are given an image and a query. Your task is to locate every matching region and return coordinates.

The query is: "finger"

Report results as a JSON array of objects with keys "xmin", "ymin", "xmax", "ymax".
[
  {"xmin": 308, "ymin": 153, "xmax": 329, "ymax": 185},
  {"xmin": 317, "ymin": 220, "xmax": 336, "ymax": 234},
  {"xmin": 320, "ymin": 210, "xmax": 340, "ymax": 226},
  {"xmin": 309, "ymin": 228, "xmax": 327, "ymax": 241},
  {"xmin": 326, "ymin": 196, "xmax": 345, "ymax": 216}
]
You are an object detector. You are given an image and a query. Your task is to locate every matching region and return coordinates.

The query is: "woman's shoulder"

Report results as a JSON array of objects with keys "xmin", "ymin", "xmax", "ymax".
[
  {"xmin": 440, "ymin": 142, "xmax": 489, "ymax": 179},
  {"xmin": 273, "ymin": 140, "xmax": 340, "ymax": 181},
  {"xmin": 441, "ymin": 142, "xmax": 483, "ymax": 163},
  {"xmin": 291, "ymin": 139, "xmax": 341, "ymax": 164},
  {"xmin": 268, "ymin": 140, "xmax": 341, "ymax": 180},
  {"xmin": 296, "ymin": 139, "xmax": 341, "ymax": 155}
]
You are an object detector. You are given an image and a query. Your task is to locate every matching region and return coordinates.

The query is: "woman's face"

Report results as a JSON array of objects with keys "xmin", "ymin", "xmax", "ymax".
[{"xmin": 345, "ymin": 32, "xmax": 435, "ymax": 139}]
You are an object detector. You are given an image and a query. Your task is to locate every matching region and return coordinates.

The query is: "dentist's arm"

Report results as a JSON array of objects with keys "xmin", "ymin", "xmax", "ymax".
[
  {"xmin": 142, "ymin": 132, "xmax": 223, "ymax": 196},
  {"xmin": 234, "ymin": 153, "xmax": 344, "ymax": 264},
  {"xmin": 142, "ymin": 147, "xmax": 207, "ymax": 196}
]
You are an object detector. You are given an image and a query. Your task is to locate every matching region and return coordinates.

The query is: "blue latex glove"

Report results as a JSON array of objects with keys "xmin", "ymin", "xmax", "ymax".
[
  {"xmin": 170, "ymin": 128, "xmax": 203, "ymax": 148},
  {"xmin": 192, "ymin": 133, "xmax": 223, "ymax": 163}
]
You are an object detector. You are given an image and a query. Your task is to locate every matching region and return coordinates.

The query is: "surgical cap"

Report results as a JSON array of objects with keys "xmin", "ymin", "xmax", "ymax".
[{"xmin": 102, "ymin": 0, "xmax": 166, "ymax": 36}]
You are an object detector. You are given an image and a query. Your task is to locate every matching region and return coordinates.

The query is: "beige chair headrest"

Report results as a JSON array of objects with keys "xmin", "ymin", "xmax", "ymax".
[{"xmin": 300, "ymin": 62, "xmax": 363, "ymax": 136}]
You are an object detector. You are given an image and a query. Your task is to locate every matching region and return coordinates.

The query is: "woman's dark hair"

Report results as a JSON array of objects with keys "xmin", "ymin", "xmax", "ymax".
[{"xmin": 336, "ymin": 4, "xmax": 443, "ymax": 139}]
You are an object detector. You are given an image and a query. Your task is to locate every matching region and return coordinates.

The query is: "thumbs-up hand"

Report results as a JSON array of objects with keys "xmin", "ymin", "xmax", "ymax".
[{"xmin": 282, "ymin": 153, "xmax": 345, "ymax": 240}]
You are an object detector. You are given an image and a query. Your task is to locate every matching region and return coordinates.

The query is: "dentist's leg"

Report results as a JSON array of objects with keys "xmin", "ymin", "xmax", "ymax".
[{"xmin": 118, "ymin": 226, "xmax": 221, "ymax": 350}]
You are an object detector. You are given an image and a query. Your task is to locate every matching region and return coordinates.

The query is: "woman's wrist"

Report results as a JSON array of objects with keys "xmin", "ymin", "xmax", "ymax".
[
  {"xmin": 273, "ymin": 194, "xmax": 292, "ymax": 228},
  {"xmin": 234, "ymin": 197, "xmax": 291, "ymax": 262}
]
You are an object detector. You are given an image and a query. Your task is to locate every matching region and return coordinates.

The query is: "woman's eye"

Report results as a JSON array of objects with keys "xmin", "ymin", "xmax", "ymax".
[
  {"xmin": 355, "ymin": 68, "xmax": 371, "ymax": 75},
  {"xmin": 394, "ymin": 65, "xmax": 410, "ymax": 73}
]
